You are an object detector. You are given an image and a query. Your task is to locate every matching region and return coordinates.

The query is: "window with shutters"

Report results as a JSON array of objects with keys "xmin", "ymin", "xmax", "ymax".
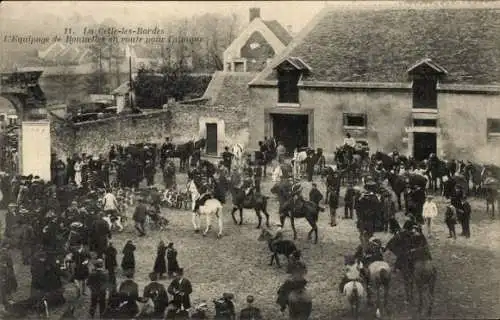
[{"xmin": 343, "ymin": 113, "xmax": 367, "ymax": 128}]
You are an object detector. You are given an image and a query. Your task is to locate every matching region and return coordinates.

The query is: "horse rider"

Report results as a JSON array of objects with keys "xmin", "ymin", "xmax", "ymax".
[
  {"xmin": 193, "ymin": 183, "xmax": 213, "ymax": 213},
  {"xmin": 343, "ymin": 133, "xmax": 356, "ymax": 148},
  {"xmin": 338, "ymin": 254, "xmax": 363, "ymax": 294},
  {"xmin": 291, "ymin": 183, "xmax": 304, "ymax": 207},
  {"xmin": 354, "ymin": 236, "xmax": 384, "ymax": 283},
  {"xmin": 242, "ymin": 165, "xmax": 254, "ymax": 197}
]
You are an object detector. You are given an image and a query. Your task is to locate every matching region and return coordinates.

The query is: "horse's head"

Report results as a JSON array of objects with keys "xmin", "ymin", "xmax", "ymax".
[{"xmin": 258, "ymin": 228, "xmax": 273, "ymax": 242}]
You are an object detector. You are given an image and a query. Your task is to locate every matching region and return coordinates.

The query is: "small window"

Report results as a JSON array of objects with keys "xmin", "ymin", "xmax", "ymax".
[
  {"xmin": 278, "ymin": 70, "xmax": 300, "ymax": 103},
  {"xmin": 413, "ymin": 119, "xmax": 437, "ymax": 127},
  {"xmin": 412, "ymin": 79, "xmax": 437, "ymax": 109},
  {"xmin": 234, "ymin": 62, "xmax": 245, "ymax": 72},
  {"xmin": 487, "ymin": 119, "xmax": 500, "ymax": 136},
  {"xmin": 343, "ymin": 113, "xmax": 366, "ymax": 128}
]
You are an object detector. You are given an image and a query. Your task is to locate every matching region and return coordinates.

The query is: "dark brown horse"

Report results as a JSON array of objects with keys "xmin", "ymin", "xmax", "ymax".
[
  {"xmin": 385, "ymin": 230, "xmax": 437, "ymax": 317},
  {"xmin": 172, "ymin": 138, "xmax": 206, "ymax": 172},
  {"xmin": 230, "ymin": 187, "xmax": 270, "ymax": 229},
  {"xmin": 279, "ymin": 198, "xmax": 321, "ymax": 244}
]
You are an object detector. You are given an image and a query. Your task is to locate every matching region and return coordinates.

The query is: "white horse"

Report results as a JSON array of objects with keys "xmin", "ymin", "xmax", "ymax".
[
  {"xmin": 187, "ymin": 180, "xmax": 224, "ymax": 238},
  {"xmin": 231, "ymin": 143, "xmax": 244, "ymax": 170},
  {"xmin": 102, "ymin": 215, "xmax": 124, "ymax": 232}
]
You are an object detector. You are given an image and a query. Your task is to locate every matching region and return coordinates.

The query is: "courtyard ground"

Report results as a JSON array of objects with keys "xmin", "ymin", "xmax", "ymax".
[{"xmin": 4, "ymin": 171, "xmax": 500, "ymax": 319}]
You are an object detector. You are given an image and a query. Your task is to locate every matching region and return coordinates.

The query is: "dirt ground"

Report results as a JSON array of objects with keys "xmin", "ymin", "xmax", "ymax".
[{"xmin": 4, "ymin": 171, "xmax": 500, "ymax": 320}]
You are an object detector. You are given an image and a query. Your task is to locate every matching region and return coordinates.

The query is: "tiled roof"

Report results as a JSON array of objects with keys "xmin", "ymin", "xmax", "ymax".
[
  {"xmin": 254, "ymin": 5, "xmax": 500, "ymax": 85},
  {"xmin": 262, "ymin": 20, "xmax": 293, "ymax": 45},
  {"xmin": 204, "ymin": 72, "xmax": 258, "ymax": 108}
]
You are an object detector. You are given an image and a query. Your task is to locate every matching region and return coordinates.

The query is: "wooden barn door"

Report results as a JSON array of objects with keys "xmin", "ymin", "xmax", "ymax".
[{"xmin": 206, "ymin": 123, "xmax": 218, "ymax": 155}]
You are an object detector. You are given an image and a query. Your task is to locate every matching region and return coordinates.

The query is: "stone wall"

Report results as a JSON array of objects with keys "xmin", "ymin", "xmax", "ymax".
[
  {"xmin": 248, "ymin": 85, "xmax": 500, "ymax": 164},
  {"xmin": 50, "ymin": 102, "xmax": 250, "ymax": 159}
]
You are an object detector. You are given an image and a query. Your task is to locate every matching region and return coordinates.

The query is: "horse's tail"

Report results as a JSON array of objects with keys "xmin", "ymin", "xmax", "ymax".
[{"xmin": 379, "ymin": 267, "xmax": 391, "ymax": 288}]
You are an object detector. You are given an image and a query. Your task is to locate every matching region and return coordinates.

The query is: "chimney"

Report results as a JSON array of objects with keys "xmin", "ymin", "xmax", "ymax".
[{"xmin": 249, "ymin": 8, "xmax": 260, "ymax": 22}]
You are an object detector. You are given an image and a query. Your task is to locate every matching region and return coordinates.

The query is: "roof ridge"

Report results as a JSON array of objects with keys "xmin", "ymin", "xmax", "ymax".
[{"xmin": 250, "ymin": 6, "xmax": 331, "ymax": 85}]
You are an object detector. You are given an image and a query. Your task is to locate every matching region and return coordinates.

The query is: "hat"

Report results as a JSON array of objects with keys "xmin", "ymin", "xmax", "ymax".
[
  {"xmin": 175, "ymin": 268, "xmax": 184, "ymax": 275},
  {"xmin": 94, "ymin": 259, "xmax": 104, "ymax": 268},
  {"xmin": 223, "ymin": 293, "xmax": 234, "ymax": 300},
  {"xmin": 246, "ymin": 295, "xmax": 255, "ymax": 303},
  {"xmin": 167, "ymin": 242, "xmax": 174, "ymax": 248}
]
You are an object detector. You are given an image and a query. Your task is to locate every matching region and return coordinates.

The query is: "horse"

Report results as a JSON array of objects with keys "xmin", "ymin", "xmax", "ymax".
[
  {"xmin": 387, "ymin": 172, "xmax": 427, "ymax": 212},
  {"xmin": 385, "ymin": 230, "xmax": 436, "ymax": 317},
  {"xmin": 426, "ymin": 155, "xmax": 448, "ymax": 192},
  {"xmin": 187, "ymin": 179, "xmax": 224, "ymax": 238},
  {"xmin": 342, "ymin": 259, "xmax": 366, "ymax": 319},
  {"xmin": 279, "ymin": 197, "xmax": 321, "ymax": 244},
  {"xmin": 292, "ymin": 149, "xmax": 309, "ymax": 179},
  {"xmin": 230, "ymin": 184, "xmax": 270, "ymax": 229},
  {"xmin": 335, "ymin": 146, "xmax": 363, "ymax": 184},
  {"xmin": 483, "ymin": 177, "xmax": 499, "ymax": 217}
]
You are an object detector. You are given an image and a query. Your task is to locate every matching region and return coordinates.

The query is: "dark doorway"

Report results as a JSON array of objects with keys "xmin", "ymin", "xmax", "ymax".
[
  {"xmin": 206, "ymin": 123, "xmax": 218, "ymax": 155},
  {"xmin": 413, "ymin": 132, "xmax": 436, "ymax": 161},
  {"xmin": 271, "ymin": 113, "xmax": 308, "ymax": 155}
]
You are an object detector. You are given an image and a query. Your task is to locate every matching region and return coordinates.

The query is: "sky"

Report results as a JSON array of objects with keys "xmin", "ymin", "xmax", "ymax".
[{"xmin": 0, "ymin": 1, "xmax": 427, "ymax": 33}]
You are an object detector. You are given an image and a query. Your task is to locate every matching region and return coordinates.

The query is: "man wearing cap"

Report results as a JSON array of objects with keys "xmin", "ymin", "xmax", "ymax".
[
  {"xmin": 167, "ymin": 268, "xmax": 192, "ymax": 311},
  {"xmin": 239, "ymin": 295, "xmax": 263, "ymax": 320},
  {"xmin": 214, "ymin": 292, "xmax": 235, "ymax": 320},
  {"xmin": 87, "ymin": 259, "xmax": 109, "ymax": 319},
  {"xmin": 354, "ymin": 236, "xmax": 384, "ymax": 283}
]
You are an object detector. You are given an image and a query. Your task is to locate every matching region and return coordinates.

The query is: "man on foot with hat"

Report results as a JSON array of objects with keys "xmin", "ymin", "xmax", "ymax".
[
  {"xmin": 87, "ymin": 259, "xmax": 108, "ymax": 319},
  {"xmin": 143, "ymin": 272, "xmax": 169, "ymax": 317},
  {"xmin": 167, "ymin": 268, "xmax": 192, "ymax": 311}
]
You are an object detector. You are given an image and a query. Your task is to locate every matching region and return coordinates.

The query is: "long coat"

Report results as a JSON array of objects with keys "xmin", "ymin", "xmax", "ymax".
[
  {"xmin": 89, "ymin": 218, "xmax": 111, "ymax": 256},
  {"xmin": 167, "ymin": 278, "xmax": 193, "ymax": 310},
  {"xmin": 153, "ymin": 244, "xmax": 167, "ymax": 275},
  {"xmin": 166, "ymin": 248, "xmax": 180, "ymax": 274},
  {"xmin": 121, "ymin": 243, "xmax": 136, "ymax": 272},
  {"xmin": 72, "ymin": 249, "xmax": 90, "ymax": 280}
]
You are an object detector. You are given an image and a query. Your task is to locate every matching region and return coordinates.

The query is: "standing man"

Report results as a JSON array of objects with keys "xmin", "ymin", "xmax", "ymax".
[
  {"xmin": 309, "ymin": 183, "xmax": 323, "ymax": 209},
  {"xmin": 344, "ymin": 183, "xmax": 356, "ymax": 219},
  {"xmin": 133, "ymin": 198, "xmax": 147, "ymax": 237},
  {"xmin": 221, "ymin": 147, "xmax": 234, "ymax": 174},
  {"xmin": 259, "ymin": 141, "xmax": 269, "ymax": 177},
  {"xmin": 239, "ymin": 295, "xmax": 263, "ymax": 320},
  {"xmin": 459, "ymin": 198, "xmax": 471, "ymax": 238},
  {"xmin": 160, "ymin": 137, "xmax": 174, "ymax": 170},
  {"xmin": 104, "ymin": 242, "xmax": 118, "ymax": 293},
  {"xmin": 87, "ymin": 259, "xmax": 108, "ymax": 319},
  {"xmin": 167, "ymin": 268, "xmax": 193, "ymax": 311},
  {"xmin": 277, "ymin": 142, "xmax": 286, "ymax": 164},
  {"xmin": 253, "ymin": 163, "xmax": 263, "ymax": 194}
]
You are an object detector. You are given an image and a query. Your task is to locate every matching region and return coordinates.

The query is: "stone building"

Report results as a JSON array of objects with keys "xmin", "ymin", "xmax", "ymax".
[
  {"xmin": 247, "ymin": 2, "xmax": 500, "ymax": 163},
  {"xmin": 223, "ymin": 8, "xmax": 292, "ymax": 73}
]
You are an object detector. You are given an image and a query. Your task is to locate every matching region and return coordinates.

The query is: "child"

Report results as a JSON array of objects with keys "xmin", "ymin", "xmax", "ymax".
[
  {"xmin": 445, "ymin": 201, "xmax": 457, "ymax": 239},
  {"xmin": 166, "ymin": 242, "xmax": 180, "ymax": 278},
  {"xmin": 154, "ymin": 241, "xmax": 167, "ymax": 279},
  {"xmin": 121, "ymin": 240, "xmax": 136, "ymax": 277},
  {"xmin": 422, "ymin": 195, "xmax": 438, "ymax": 238}
]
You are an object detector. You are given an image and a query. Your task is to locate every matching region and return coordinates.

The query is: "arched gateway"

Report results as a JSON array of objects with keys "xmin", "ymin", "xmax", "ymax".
[{"xmin": 0, "ymin": 71, "xmax": 49, "ymax": 175}]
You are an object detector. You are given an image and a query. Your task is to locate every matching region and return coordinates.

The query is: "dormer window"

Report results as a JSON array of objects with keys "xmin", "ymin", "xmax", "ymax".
[
  {"xmin": 274, "ymin": 57, "xmax": 312, "ymax": 104},
  {"xmin": 407, "ymin": 58, "xmax": 447, "ymax": 109}
]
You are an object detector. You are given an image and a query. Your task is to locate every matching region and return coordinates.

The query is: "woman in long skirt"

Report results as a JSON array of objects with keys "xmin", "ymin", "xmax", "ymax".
[
  {"xmin": 153, "ymin": 241, "xmax": 167, "ymax": 279},
  {"xmin": 121, "ymin": 240, "xmax": 136, "ymax": 277},
  {"xmin": 166, "ymin": 242, "xmax": 180, "ymax": 278}
]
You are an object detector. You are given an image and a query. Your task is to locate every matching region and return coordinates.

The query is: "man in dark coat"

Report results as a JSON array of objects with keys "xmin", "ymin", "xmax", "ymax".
[
  {"xmin": 118, "ymin": 273, "xmax": 139, "ymax": 317},
  {"xmin": 104, "ymin": 242, "xmax": 118, "ymax": 293},
  {"xmin": 88, "ymin": 213, "xmax": 111, "ymax": 258},
  {"xmin": 144, "ymin": 160, "xmax": 156, "ymax": 186},
  {"xmin": 133, "ymin": 198, "xmax": 147, "ymax": 237},
  {"xmin": 458, "ymin": 198, "xmax": 471, "ymax": 238},
  {"xmin": 221, "ymin": 147, "xmax": 234, "ymax": 174},
  {"xmin": 167, "ymin": 268, "xmax": 192, "ymax": 311},
  {"xmin": 87, "ymin": 259, "xmax": 108, "ymax": 318},
  {"xmin": 344, "ymin": 183, "xmax": 356, "ymax": 219},
  {"xmin": 143, "ymin": 272, "xmax": 169, "ymax": 317}
]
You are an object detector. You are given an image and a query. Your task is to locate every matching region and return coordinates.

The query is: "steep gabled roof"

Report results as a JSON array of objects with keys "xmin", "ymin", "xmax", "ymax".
[
  {"xmin": 202, "ymin": 72, "xmax": 258, "ymax": 107},
  {"xmin": 407, "ymin": 58, "xmax": 448, "ymax": 75},
  {"xmin": 262, "ymin": 20, "xmax": 292, "ymax": 45},
  {"xmin": 252, "ymin": 4, "xmax": 500, "ymax": 85}
]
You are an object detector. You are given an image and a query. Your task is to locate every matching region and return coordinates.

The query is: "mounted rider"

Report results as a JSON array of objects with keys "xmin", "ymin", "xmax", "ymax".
[
  {"xmin": 193, "ymin": 182, "xmax": 213, "ymax": 213},
  {"xmin": 291, "ymin": 183, "xmax": 304, "ymax": 207},
  {"xmin": 338, "ymin": 254, "xmax": 363, "ymax": 294},
  {"xmin": 354, "ymin": 235, "xmax": 385, "ymax": 283}
]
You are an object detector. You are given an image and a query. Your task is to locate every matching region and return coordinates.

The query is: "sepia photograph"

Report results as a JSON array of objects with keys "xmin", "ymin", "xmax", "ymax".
[{"xmin": 0, "ymin": 0, "xmax": 499, "ymax": 319}]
